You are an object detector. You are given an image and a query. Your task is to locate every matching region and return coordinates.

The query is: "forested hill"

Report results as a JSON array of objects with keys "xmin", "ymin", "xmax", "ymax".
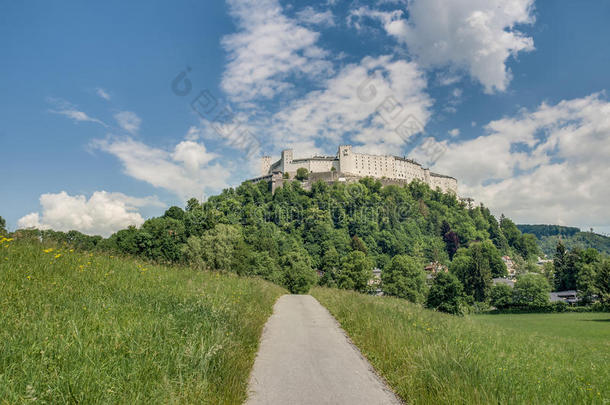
[
  {"xmin": 516, "ymin": 224, "xmax": 581, "ymax": 239},
  {"xmin": 518, "ymin": 224, "xmax": 610, "ymax": 256},
  {"xmin": 13, "ymin": 178, "xmax": 542, "ymax": 295}
]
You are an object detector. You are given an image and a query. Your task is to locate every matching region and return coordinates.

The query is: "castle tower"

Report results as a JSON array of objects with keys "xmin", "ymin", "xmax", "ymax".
[
  {"xmin": 261, "ymin": 156, "xmax": 272, "ymax": 176},
  {"xmin": 337, "ymin": 145, "xmax": 354, "ymax": 174},
  {"xmin": 281, "ymin": 149, "xmax": 293, "ymax": 173}
]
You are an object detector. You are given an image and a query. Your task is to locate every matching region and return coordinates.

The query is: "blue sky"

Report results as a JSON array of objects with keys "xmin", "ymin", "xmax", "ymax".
[{"xmin": 1, "ymin": 0, "xmax": 610, "ymax": 236}]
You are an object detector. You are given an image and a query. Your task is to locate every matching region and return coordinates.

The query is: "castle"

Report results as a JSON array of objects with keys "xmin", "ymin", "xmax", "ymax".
[{"xmin": 257, "ymin": 145, "xmax": 457, "ymax": 194}]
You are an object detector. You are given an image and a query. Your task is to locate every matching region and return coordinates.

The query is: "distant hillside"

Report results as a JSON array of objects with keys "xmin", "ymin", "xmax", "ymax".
[
  {"xmin": 518, "ymin": 224, "xmax": 610, "ymax": 256},
  {"xmin": 516, "ymin": 224, "xmax": 581, "ymax": 238}
]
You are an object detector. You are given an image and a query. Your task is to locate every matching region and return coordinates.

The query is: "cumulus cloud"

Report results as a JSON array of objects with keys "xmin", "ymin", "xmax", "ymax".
[
  {"xmin": 295, "ymin": 6, "xmax": 335, "ymax": 27},
  {"xmin": 91, "ymin": 135, "xmax": 231, "ymax": 199},
  {"xmin": 268, "ymin": 55, "xmax": 432, "ymax": 155},
  {"xmin": 96, "ymin": 87, "xmax": 111, "ymax": 100},
  {"xmin": 17, "ymin": 191, "xmax": 163, "ymax": 237},
  {"xmin": 348, "ymin": 0, "xmax": 535, "ymax": 93},
  {"xmin": 431, "ymin": 93, "xmax": 610, "ymax": 228},
  {"xmin": 221, "ymin": 0, "xmax": 333, "ymax": 103},
  {"xmin": 114, "ymin": 111, "xmax": 141, "ymax": 134},
  {"xmin": 48, "ymin": 98, "xmax": 107, "ymax": 127}
]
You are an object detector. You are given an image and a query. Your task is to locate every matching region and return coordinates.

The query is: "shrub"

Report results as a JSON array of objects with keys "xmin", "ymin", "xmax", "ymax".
[
  {"xmin": 490, "ymin": 283, "xmax": 513, "ymax": 309},
  {"xmin": 426, "ymin": 272, "xmax": 465, "ymax": 314},
  {"xmin": 513, "ymin": 273, "xmax": 551, "ymax": 307}
]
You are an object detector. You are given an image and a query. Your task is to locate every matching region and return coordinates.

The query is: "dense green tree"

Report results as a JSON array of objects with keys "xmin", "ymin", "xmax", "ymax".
[
  {"xmin": 450, "ymin": 244, "xmax": 493, "ymax": 302},
  {"xmin": 280, "ymin": 251, "xmax": 317, "ymax": 294},
  {"xmin": 351, "ymin": 235, "xmax": 368, "ymax": 254},
  {"xmin": 296, "ymin": 168, "xmax": 309, "ymax": 181},
  {"xmin": 337, "ymin": 251, "xmax": 373, "ymax": 292},
  {"xmin": 426, "ymin": 272, "xmax": 465, "ymax": 314},
  {"xmin": 512, "ymin": 273, "xmax": 551, "ymax": 307},
  {"xmin": 163, "ymin": 206, "xmax": 185, "ymax": 221},
  {"xmin": 595, "ymin": 259, "xmax": 610, "ymax": 303},
  {"xmin": 382, "ymin": 255, "xmax": 427, "ymax": 303},
  {"xmin": 182, "ymin": 224, "xmax": 243, "ymax": 271},
  {"xmin": 490, "ymin": 284, "xmax": 513, "ymax": 309}
]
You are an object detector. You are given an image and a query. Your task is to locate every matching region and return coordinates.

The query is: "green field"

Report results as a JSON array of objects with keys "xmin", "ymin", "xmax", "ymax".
[
  {"xmin": 0, "ymin": 238, "xmax": 285, "ymax": 404},
  {"xmin": 312, "ymin": 287, "xmax": 610, "ymax": 405},
  {"xmin": 474, "ymin": 312, "xmax": 610, "ymax": 342}
]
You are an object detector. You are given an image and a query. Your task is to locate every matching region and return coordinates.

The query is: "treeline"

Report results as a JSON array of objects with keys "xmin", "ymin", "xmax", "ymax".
[
  {"xmin": 516, "ymin": 224, "xmax": 581, "ymax": 238},
  {"xmin": 10, "ymin": 179, "xmax": 576, "ymax": 314}
]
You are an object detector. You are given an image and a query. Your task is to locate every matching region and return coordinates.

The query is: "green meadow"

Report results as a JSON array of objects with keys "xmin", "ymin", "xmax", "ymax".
[
  {"xmin": 0, "ymin": 238, "xmax": 285, "ymax": 404},
  {"xmin": 312, "ymin": 287, "xmax": 610, "ymax": 405}
]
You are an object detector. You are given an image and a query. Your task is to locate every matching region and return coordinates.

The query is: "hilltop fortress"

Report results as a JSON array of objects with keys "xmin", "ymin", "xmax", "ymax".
[{"xmin": 254, "ymin": 145, "xmax": 457, "ymax": 194}]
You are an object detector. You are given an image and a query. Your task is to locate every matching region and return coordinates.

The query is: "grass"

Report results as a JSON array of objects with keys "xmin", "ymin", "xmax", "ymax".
[
  {"xmin": 474, "ymin": 312, "xmax": 610, "ymax": 343},
  {"xmin": 312, "ymin": 287, "xmax": 610, "ymax": 405},
  {"xmin": 0, "ymin": 238, "xmax": 285, "ymax": 404}
]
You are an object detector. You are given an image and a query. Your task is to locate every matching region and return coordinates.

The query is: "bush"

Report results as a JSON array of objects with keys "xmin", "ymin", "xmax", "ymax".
[
  {"xmin": 426, "ymin": 272, "xmax": 465, "ymax": 314},
  {"xmin": 296, "ymin": 168, "xmax": 309, "ymax": 181},
  {"xmin": 490, "ymin": 283, "xmax": 513, "ymax": 309},
  {"xmin": 513, "ymin": 273, "xmax": 551, "ymax": 307}
]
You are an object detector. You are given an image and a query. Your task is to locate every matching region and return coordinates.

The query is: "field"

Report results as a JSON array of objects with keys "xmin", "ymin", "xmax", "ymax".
[
  {"xmin": 0, "ymin": 238, "xmax": 285, "ymax": 404},
  {"xmin": 312, "ymin": 287, "xmax": 610, "ymax": 405},
  {"xmin": 475, "ymin": 312, "xmax": 610, "ymax": 342}
]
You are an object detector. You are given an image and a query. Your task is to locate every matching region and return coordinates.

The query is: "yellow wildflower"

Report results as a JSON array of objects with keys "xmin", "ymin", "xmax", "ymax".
[
  {"xmin": 43, "ymin": 248, "xmax": 54, "ymax": 253},
  {"xmin": 54, "ymin": 254, "xmax": 61, "ymax": 259}
]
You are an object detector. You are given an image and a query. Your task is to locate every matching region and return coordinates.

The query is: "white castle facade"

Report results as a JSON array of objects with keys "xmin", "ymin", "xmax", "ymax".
[{"xmin": 261, "ymin": 145, "xmax": 457, "ymax": 194}]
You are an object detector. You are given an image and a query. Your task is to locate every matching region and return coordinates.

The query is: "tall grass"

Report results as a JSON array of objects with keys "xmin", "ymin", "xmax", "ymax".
[
  {"xmin": 0, "ymin": 238, "xmax": 285, "ymax": 404},
  {"xmin": 312, "ymin": 287, "xmax": 610, "ymax": 405}
]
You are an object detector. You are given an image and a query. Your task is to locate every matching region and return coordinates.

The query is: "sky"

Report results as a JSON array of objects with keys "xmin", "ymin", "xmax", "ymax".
[{"xmin": 1, "ymin": 0, "xmax": 610, "ymax": 236}]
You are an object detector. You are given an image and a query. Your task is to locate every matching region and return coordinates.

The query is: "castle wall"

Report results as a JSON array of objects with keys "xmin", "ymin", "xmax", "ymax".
[{"xmin": 262, "ymin": 145, "xmax": 457, "ymax": 195}]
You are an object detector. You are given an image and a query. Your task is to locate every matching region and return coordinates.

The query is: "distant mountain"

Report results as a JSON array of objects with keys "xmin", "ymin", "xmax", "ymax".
[{"xmin": 517, "ymin": 224, "xmax": 610, "ymax": 256}]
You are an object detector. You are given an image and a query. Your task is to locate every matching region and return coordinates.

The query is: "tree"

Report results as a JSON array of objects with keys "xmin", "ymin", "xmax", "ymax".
[
  {"xmin": 351, "ymin": 235, "xmax": 368, "ymax": 254},
  {"xmin": 450, "ymin": 244, "xmax": 492, "ymax": 302},
  {"xmin": 280, "ymin": 251, "xmax": 318, "ymax": 294},
  {"xmin": 163, "ymin": 206, "xmax": 185, "ymax": 221},
  {"xmin": 382, "ymin": 255, "xmax": 427, "ymax": 303},
  {"xmin": 595, "ymin": 259, "xmax": 610, "ymax": 304},
  {"xmin": 577, "ymin": 263, "xmax": 597, "ymax": 305},
  {"xmin": 490, "ymin": 284, "xmax": 513, "ymax": 309},
  {"xmin": 296, "ymin": 168, "xmax": 309, "ymax": 181},
  {"xmin": 337, "ymin": 251, "xmax": 373, "ymax": 292},
  {"xmin": 0, "ymin": 216, "xmax": 7, "ymax": 236},
  {"xmin": 512, "ymin": 273, "xmax": 550, "ymax": 307},
  {"xmin": 441, "ymin": 221, "xmax": 460, "ymax": 260},
  {"xmin": 426, "ymin": 272, "xmax": 465, "ymax": 314},
  {"xmin": 182, "ymin": 224, "xmax": 243, "ymax": 271}
]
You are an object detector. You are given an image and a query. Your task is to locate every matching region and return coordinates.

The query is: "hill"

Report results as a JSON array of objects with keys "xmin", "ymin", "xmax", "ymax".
[
  {"xmin": 0, "ymin": 238, "xmax": 285, "ymax": 403},
  {"xmin": 312, "ymin": 287, "xmax": 610, "ymax": 404},
  {"xmin": 517, "ymin": 224, "xmax": 610, "ymax": 256},
  {"xmin": 15, "ymin": 178, "xmax": 543, "ymax": 297}
]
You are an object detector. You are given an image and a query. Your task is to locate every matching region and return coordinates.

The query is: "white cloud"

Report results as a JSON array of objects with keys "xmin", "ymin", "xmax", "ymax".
[
  {"xmin": 431, "ymin": 93, "xmax": 610, "ymax": 228},
  {"xmin": 349, "ymin": 0, "xmax": 535, "ymax": 93},
  {"xmin": 295, "ymin": 6, "xmax": 335, "ymax": 27},
  {"xmin": 448, "ymin": 128, "xmax": 460, "ymax": 137},
  {"xmin": 48, "ymin": 98, "xmax": 107, "ymax": 127},
  {"xmin": 221, "ymin": 0, "xmax": 333, "ymax": 103},
  {"xmin": 91, "ymin": 135, "xmax": 231, "ymax": 200},
  {"xmin": 268, "ymin": 55, "xmax": 432, "ymax": 154},
  {"xmin": 114, "ymin": 111, "xmax": 141, "ymax": 134},
  {"xmin": 96, "ymin": 87, "xmax": 111, "ymax": 101},
  {"xmin": 17, "ymin": 191, "xmax": 163, "ymax": 237}
]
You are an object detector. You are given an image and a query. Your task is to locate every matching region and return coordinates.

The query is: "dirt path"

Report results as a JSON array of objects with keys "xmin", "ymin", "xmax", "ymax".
[{"xmin": 246, "ymin": 294, "xmax": 401, "ymax": 405}]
